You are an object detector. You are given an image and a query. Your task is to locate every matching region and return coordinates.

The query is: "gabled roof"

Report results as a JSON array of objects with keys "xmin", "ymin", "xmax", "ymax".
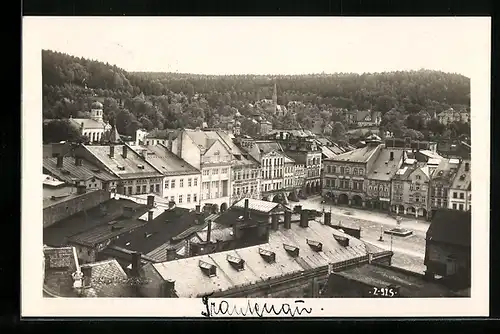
[
  {"xmin": 326, "ymin": 144, "xmax": 381, "ymax": 163},
  {"xmin": 43, "ymin": 157, "xmax": 118, "ymax": 183},
  {"xmin": 80, "ymin": 259, "xmax": 134, "ymax": 297},
  {"xmin": 70, "ymin": 118, "xmax": 108, "ymax": 130},
  {"xmin": 366, "ymin": 149, "xmax": 404, "ymax": 181},
  {"xmin": 132, "ymin": 144, "xmax": 200, "ymax": 176},
  {"xmin": 427, "ymin": 209, "xmax": 471, "ymax": 247},
  {"xmin": 231, "ymin": 198, "xmax": 287, "ymax": 214},
  {"xmin": 450, "ymin": 160, "xmax": 471, "ymax": 190}
]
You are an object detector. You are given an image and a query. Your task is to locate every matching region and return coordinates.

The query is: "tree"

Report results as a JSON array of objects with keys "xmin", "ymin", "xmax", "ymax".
[
  {"xmin": 331, "ymin": 122, "xmax": 346, "ymax": 141},
  {"xmin": 43, "ymin": 120, "xmax": 86, "ymax": 144}
]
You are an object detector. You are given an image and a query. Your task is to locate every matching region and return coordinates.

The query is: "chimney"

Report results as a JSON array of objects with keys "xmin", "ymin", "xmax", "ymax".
[
  {"xmin": 206, "ymin": 220, "xmax": 212, "ymax": 243},
  {"xmin": 131, "ymin": 252, "xmax": 142, "ymax": 277},
  {"xmin": 299, "ymin": 210, "xmax": 309, "ymax": 228},
  {"xmin": 167, "ymin": 132, "xmax": 174, "ymax": 151},
  {"xmin": 244, "ymin": 198, "xmax": 250, "ymax": 220},
  {"xmin": 75, "ymin": 156, "xmax": 82, "ymax": 166},
  {"xmin": 294, "ymin": 205, "xmax": 302, "ymax": 214},
  {"xmin": 284, "ymin": 210, "xmax": 292, "ymax": 229},
  {"xmin": 109, "ymin": 145, "xmax": 115, "ymax": 158},
  {"xmin": 148, "ymin": 211, "xmax": 154, "ymax": 222},
  {"xmin": 166, "ymin": 248, "xmax": 177, "ymax": 261},
  {"xmin": 81, "ymin": 266, "xmax": 92, "ymax": 287},
  {"xmin": 147, "ymin": 195, "xmax": 155, "ymax": 207},
  {"xmin": 324, "ymin": 212, "xmax": 332, "ymax": 226},
  {"xmin": 465, "ymin": 162, "xmax": 470, "ymax": 172},
  {"xmin": 56, "ymin": 156, "xmax": 63, "ymax": 168},
  {"xmin": 122, "ymin": 145, "xmax": 128, "ymax": 158},
  {"xmin": 390, "ymin": 151, "xmax": 394, "ymax": 161},
  {"xmin": 195, "ymin": 205, "xmax": 201, "ymax": 214},
  {"xmin": 368, "ymin": 253, "xmax": 373, "ymax": 264},
  {"xmin": 271, "ymin": 214, "xmax": 279, "ymax": 230}
]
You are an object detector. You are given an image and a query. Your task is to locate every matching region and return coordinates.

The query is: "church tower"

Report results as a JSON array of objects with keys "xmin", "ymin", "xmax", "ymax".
[
  {"xmin": 272, "ymin": 82, "xmax": 278, "ymax": 112},
  {"xmin": 90, "ymin": 101, "xmax": 104, "ymax": 123}
]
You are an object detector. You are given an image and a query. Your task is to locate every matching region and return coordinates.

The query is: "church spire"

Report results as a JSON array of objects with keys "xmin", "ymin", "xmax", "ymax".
[{"xmin": 272, "ymin": 82, "xmax": 277, "ymax": 106}]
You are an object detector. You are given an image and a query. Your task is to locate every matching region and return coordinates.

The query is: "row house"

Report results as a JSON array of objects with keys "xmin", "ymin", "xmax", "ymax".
[
  {"xmin": 284, "ymin": 155, "xmax": 295, "ymax": 190},
  {"xmin": 448, "ymin": 159, "xmax": 471, "ymax": 212},
  {"xmin": 365, "ymin": 149, "xmax": 404, "ymax": 211},
  {"xmin": 428, "ymin": 158, "xmax": 459, "ymax": 213},
  {"xmin": 170, "ymin": 129, "xmax": 233, "ymax": 213},
  {"xmin": 77, "ymin": 144, "xmax": 164, "ymax": 197},
  {"xmin": 391, "ymin": 162, "xmax": 431, "ymax": 218},
  {"xmin": 322, "ymin": 135, "xmax": 383, "ymax": 207},
  {"xmin": 215, "ymin": 130, "xmax": 261, "ymax": 205},
  {"xmin": 130, "ymin": 144, "xmax": 202, "ymax": 210}
]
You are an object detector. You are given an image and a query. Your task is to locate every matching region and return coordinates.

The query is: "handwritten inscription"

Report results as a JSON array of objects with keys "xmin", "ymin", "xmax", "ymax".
[
  {"xmin": 90, "ymin": 276, "xmax": 152, "ymax": 286},
  {"xmin": 201, "ymin": 293, "xmax": 313, "ymax": 317}
]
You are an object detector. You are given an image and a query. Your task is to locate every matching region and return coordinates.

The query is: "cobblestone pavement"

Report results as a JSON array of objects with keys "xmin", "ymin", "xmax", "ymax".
[{"xmin": 295, "ymin": 195, "xmax": 428, "ymax": 274}]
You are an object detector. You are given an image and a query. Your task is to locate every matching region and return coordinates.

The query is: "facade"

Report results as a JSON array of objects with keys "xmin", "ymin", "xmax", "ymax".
[
  {"xmin": 437, "ymin": 108, "xmax": 470, "ymax": 125},
  {"xmin": 130, "ymin": 144, "xmax": 201, "ymax": 210},
  {"xmin": 448, "ymin": 159, "xmax": 471, "ymax": 212},
  {"xmin": 171, "ymin": 129, "xmax": 233, "ymax": 212},
  {"xmin": 391, "ymin": 163, "xmax": 431, "ymax": 218},
  {"xmin": 322, "ymin": 136, "xmax": 383, "ymax": 206},
  {"xmin": 365, "ymin": 149, "xmax": 404, "ymax": 211},
  {"xmin": 69, "ymin": 101, "xmax": 112, "ymax": 143},
  {"xmin": 424, "ymin": 209, "xmax": 471, "ymax": 288},
  {"xmin": 284, "ymin": 155, "xmax": 295, "ymax": 190},
  {"xmin": 76, "ymin": 144, "xmax": 164, "ymax": 197},
  {"xmin": 428, "ymin": 158, "xmax": 459, "ymax": 214}
]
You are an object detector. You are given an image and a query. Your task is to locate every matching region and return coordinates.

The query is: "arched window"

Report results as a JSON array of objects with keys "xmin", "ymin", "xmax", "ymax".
[
  {"xmin": 345, "ymin": 167, "xmax": 350, "ymax": 174},
  {"xmin": 353, "ymin": 168, "xmax": 358, "ymax": 175}
]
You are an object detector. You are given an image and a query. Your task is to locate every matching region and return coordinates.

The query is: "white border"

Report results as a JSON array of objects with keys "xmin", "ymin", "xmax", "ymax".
[{"xmin": 22, "ymin": 16, "xmax": 490, "ymax": 317}]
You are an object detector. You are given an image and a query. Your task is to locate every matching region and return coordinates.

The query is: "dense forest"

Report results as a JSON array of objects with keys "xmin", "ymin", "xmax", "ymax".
[{"xmin": 42, "ymin": 49, "xmax": 471, "ymax": 143}]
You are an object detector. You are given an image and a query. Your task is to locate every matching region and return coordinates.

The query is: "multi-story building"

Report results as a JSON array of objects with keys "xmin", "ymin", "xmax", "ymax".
[
  {"xmin": 284, "ymin": 155, "xmax": 295, "ymax": 190},
  {"xmin": 322, "ymin": 135, "xmax": 383, "ymax": 207},
  {"xmin": 437, "ymin": 107, "xmax": 470, "ymax": 125},
  {"xmin": 365, "ymin": 149, "xmax": 404, "ymax": 211},
  {"xmin": 215, "ymin": 131, "xmax": 261, "ymax": 205},
  {"xmin": 69, "ymin": 101, "xmax": 112, "ymax": 143},
  {"xmin": 428, "ymin": 158, "xmax": 460, "ymax": 215},
  {"xmin": 294, "ymin": 162, "xmax": 306, "ymax": 193},
  {"xmin": 391, "ymin": 162, "xmax": 431, "ymax": 218},
  {"xmin": 448, "ymin": 159, "xmax": 471, "ymax": 212},
  {"xmin": 76, "ymin": 144, "xmax": 164, "ymax": 197},
  {"xmin": 129, "ymin": 144, "xmax": 201, "ymax": 210},
  {"xmin": 170, "ymin": 129, "xmax": 233, "ymax": 212}
]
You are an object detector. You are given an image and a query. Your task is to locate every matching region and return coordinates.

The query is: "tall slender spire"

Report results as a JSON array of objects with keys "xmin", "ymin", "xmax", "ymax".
[{"xmin": 272, "ymin": 82, "xmax": 277, "ymax": 107}]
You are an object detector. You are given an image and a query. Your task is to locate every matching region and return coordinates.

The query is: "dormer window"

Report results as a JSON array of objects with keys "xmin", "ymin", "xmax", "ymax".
[
  {"xmin": 306, "ymin": 239, "xmax": 323, "ymax": 252},
  {"xmin": 333, "ymin": 234, "xmax": 350, "ymax": 247},
  {"xmin": 199, "ymin": 260, "xmax": 217, "ymax": 277},
  {"xmin": 137, "ymin": 164, "xmax": 145, "ymax": 169},
  {"xmin": 117, "ymin": 165, "xmax": 125, "ymax": 171},
  {"xmin": 283, "ymin": 244, "xmax": 299, "ymax": 257},
  {"xmin": 258, "ymin": 248, "xmax": 276, "ymax": 263},
  {"xmin": 226, "ymin": 255, "xmax": 245, "ymax": 271}
]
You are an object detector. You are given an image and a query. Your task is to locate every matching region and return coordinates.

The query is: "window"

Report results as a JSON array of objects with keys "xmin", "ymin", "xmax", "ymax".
[
  {"xmin": 171, "ymin": 180, "xmax": 176, "ymax": 188},
  {"xmin": 187, "ymin": 194, "xmax": 191, "ymax": 203},
  {"xmin": 136, "ymin": 186, "xmax": 141, "ymax": 194},
  {"xmin": 345, "ymin": 167, "xmax": 350, "ymax": 174},
  {"xmin": 459, "ymin": 204, "xmax": 464, "ymax": 211},
  {"xmin": 416, "ymin": 175, "xmax": 421, "ymax": 180},
  {"xmin": 188, "ymin": 178, "xmax": 192, "ymax": 187},
  {"xmin": 155, "ymin": 184, "xmax": 160, "ymax": 193},
  {"xmin": 452, "ymin": 203, "xmax": 457, "ymax": 210},
  {"xmin": 332, "ymin": 166, "xmax": 336, "ymax": 173},
  {"xmin": 194, "ymin": 178, "xmax": 198, "ymax": 186},
  {"xmin": 193, "ymin": 194, "xmax": 197, "ymax": 202},
  {"xmin": 212, "ymin": 169, "xmax": 218, "ymax": 175},
  {"xmin": 150, "ymin": 185, "xmax": 154, "ymax": 193},
  {"xmin": 340, "ymin": 167, "xmax": 344, "ymax": 174},
  {"xmin": 165, "ymin": 180, "xmax": 169, "ymax": 188},
  {"xmin": 180, "ymin": 179, "xmax": 184, "ymax": 187},
  {"xmin": 179, "ymin": 195, "xmax": 183, "ymax": 203},
  {"xmin": 459, "ymin": 193, "xmax": 464, "ymax": 199},
  {"xmin": 353, "ymin": 168, "xmax": 358, "ymax": 175},
  {"xmin": 203, "ymin": 170, "xmax": 209, "ymax": 176},
  {"xmin": 142, "ymin": 185, "xmax": 147, "ymax": 193},
  {"xmin": 359, "ymin": 168, "xmax": 364, "ymax": 175},
  {"xmin": 453, "ymin": 192, "xmax": 457, "ymax": 198}
]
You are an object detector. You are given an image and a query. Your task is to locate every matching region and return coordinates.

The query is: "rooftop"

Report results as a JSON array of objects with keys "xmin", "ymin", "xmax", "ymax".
[
  {"xmin": 43, "ymin": 198, "xmax": 150, "ymax": 247},
  {"xmin": 427, "ymin": 209, "xmax": 471, "ymax": 247},
  {"xmin": 231, "ymin": 198, "xmax": 287, "ymax": 214},
  {"xmin": 320, "ymin": 146, "xmax": 338, "ymax": 160},
  {"xmin": 43, "ymin": 156, "xmax": 117, "ymax": 183},
  {"xmin": 43, "ymin": 188, "xmax": 94, "ymax": 209},
  {"xmin": 366, "ymin": 149, "xmax": 404, "ymax": 181},
  {"xmin": 70, "ymin": 118, "xmax": 108, "ymax": 130},
  {"xmin": 83, "ymin": 144, "xmax": 163, "ymax": 179},
  {"xmin": 450, "ymin": 160, "xmax": 471, "ymax": 190},
  {"xmin": 148, "ymin": 219, "xmax": 374, "ymax": 297},
  {"xmin": 43, "ymin": 174, "xmax": 65, "ymax": 187},
  {"xmin": 326, "ymin": 144, "xmax": 381, "ymax": 164},
  {"xmin": 110, "ymin": 206, "xmax": 210, "ymax": 255},
  {"xmin": 79, "ymin": 259, "xmax": 134, "ymax": 297},
  {"xmin": 431, "ymin": 158, "xmax": 458, "ymax": 181},
  {"xmin": 184, "ymin": 129, "xmax": 231, "ymax": 153},
  {"xmin": 215, "ymin": 131, "xmax": 259, "ymax": 167},
  {"xmin": 132, "ymin": 144, "xmax": 200, "ymax": 176},
  {"xmin": 331, "ymin": 263, "xmax": 458, "ymax": 297},
  {"xmin": 283, "ymin": 150, "xmax": 307, "ymax": 164}
]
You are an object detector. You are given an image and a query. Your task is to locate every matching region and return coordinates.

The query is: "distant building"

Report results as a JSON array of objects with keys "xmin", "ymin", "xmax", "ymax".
[
  {"xmin": 424, "ymin": 209, "xmax": 471, "ymax": 289},
  {"xmin": 343, "ymin": 109, "xmax": 382, "ymax": 127},
  {"xmin": 68, "ymin": 101, "xmax": 112, "ymax": 143},
  {"xmin": 391, "ymin": 163, "xmax": 431, "ymax": 218},
  {"xmin": 428, "ymin": 158, "xmax": 461, "ymax": 214},
  {"xmin": 437, "ymin": 108, "xmax": 470, "ymax": 125}
]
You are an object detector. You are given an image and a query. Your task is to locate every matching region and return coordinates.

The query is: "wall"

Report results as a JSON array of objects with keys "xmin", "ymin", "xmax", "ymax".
[
  {"xmin": 231, "ymin": 165, "xmax": 261, "ymax": 205},
  {"xmin": 173, "ymin": 131, "xmax": 201, "ymax": 169},
  {"xmin": 43, "ymin": 190, "xmax": 111, "ymax": 228},
  {"xmin": 164, "ymin": 173, "xmax": 201, "ymax": 209},
  {"xmin": 139, "ymin": 263, "xmax": 167, "ymax": 297},
  {"xmin": 425, "ymin": 242, "xmax": 470, "ymax": 278}
]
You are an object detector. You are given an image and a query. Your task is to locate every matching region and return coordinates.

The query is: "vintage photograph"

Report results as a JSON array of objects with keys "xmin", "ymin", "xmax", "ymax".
[{"xmin": 22, "ymin": 16, "xmax": 490, "ymax": 316}]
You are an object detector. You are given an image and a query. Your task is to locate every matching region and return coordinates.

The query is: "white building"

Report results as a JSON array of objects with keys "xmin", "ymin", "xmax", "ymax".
[
  {"xmin": 69, "ymin": 101, "xmax": 112, "ymax": 143},
  {"xmin": 448, "ymin": 159, "xmax": 471, "ymax": 212}
]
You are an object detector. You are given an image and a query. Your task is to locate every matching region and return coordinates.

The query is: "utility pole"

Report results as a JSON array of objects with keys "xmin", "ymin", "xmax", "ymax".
[
  {"xmin": 390, "ymin": 233, "xmax": 393, "ymax": 252},
  {"xmin": 379, "ymin": 226, "xmax": 384, "ymax": 242}
]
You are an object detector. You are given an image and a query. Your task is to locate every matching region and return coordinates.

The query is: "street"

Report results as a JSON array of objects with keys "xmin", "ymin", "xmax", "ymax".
[{"xmin": 294, "ymin": 196, "xmax": 429, "ymax": 274}]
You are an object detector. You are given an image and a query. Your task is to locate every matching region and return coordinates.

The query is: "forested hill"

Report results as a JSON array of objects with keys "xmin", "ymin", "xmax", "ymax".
[{"xmin": 42, "ymin": 49, "xmax": 470, "ymax": 140}]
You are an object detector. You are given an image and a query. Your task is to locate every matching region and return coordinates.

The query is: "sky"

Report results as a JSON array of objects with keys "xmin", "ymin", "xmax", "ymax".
[{"xmin": 26, "ymin": 17, "xmax": 490, "ymax": 77}]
